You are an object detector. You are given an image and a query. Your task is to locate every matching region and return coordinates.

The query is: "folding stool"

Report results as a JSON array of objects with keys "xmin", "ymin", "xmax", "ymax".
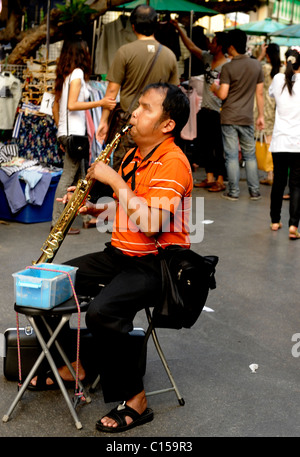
[
  {"xmin": 90, "ymin": 306, "xmax": 185, "ymax": 406},
  {"xmin": 143, "ymin": 307, "xmax": 185, "ymax": 405},
  {"xmin": 2, "ymin": 297, "xmax": 91, "ymax": 430}
]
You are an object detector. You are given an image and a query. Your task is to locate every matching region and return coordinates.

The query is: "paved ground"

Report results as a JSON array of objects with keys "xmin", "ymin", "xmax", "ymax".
[{"xmin": 0, "ymin": 166, "xmax": 299, "ymax": 443}]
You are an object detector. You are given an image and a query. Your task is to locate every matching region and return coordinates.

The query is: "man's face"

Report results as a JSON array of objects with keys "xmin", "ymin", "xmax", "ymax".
[
  {"xmin": 130, "ymin": 88, "xmax": 168, "ymax": 144},
  {"xmin": 209, "ymin": 37, "xmax": 220, "ymax": 56}
]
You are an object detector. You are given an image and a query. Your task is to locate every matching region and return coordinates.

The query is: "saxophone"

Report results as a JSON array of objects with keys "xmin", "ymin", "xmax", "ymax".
[{"xmin": 34, "ymin": 124, "xmax": 132, "ymax": 264}]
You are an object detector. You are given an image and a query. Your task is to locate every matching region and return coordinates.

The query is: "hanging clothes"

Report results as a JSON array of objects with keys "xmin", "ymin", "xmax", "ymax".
[
  {"xmin": 0, "ymin": 72, "xmax": 22, "ymax": 130},
  {"xmin": 155, "ymin": 20, "xmax": 181, "ymax": 60},
  {"xmin": 17, "ymin": 113, "xmax": 61, "ymax": 166},
  {"xmin": 87, "ymin": 80, "xmax": 112, "ymax": 162},
  {"xmin": 94, "ymin": 16, "xmax": 137, "ymax": 75}
]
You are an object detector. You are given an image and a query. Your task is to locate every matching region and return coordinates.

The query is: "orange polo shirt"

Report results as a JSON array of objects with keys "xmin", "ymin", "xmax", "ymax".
[{"xmin": 111, "ymin": 137, "xmax": 193, "ymax": 256}]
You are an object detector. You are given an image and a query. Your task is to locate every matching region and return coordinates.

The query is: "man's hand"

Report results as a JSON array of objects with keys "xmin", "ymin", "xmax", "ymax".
[
  {"xmin": 56, "ymin": 186, "xmax": 102, "ymax": 216},
  {"xmin": 256, "ymin": 115, "xmax": 265, "ymax": 131},
  {"xmin": 96, "ymin": 120, "xmax": 109, "ymax": 144},
  {"xmin": 86, "ymin": 160, "xmax": 119, "ymax": 187},
  {"xmin": 56, "ymin": 186, "xmax": 76, "ymax": 204}
]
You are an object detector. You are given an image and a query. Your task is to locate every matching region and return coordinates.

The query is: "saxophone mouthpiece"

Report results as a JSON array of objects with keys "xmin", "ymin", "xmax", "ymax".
[{"xmin": 121, "ymin": 124, "xmax": 133, "ymax": 135}]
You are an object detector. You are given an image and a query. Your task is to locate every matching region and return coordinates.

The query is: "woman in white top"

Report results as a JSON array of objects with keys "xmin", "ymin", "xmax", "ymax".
[
  {"xmin": 269, "ymin": 47, "xmax": 300, "ymax": 239},
  {"xmin": 52, "ymin": 35, "xmax": 116, "ymax": 234}
]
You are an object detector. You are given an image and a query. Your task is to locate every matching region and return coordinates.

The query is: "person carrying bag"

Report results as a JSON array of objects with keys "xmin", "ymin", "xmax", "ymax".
[
  {"xmin": 51, "ymin": 35, "xmax": 116, "ymax": 234},
  {"xmin": 255, "ymin": 131, "xmax": 273, "ymax": 174}
]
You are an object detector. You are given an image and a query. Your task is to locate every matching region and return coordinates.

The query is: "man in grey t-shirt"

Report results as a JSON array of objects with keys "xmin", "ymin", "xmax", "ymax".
[
  {"xmin": 211, "ymin": 29, "xmax": 264, "ymax": 200},
  {"xmin": 96, "ymin": 5, "xmax": 178, "ymax": 171}
]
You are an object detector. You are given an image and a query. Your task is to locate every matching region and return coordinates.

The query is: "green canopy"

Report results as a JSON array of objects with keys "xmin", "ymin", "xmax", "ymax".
[
  {"xmin": 270, "ymin": 36, "xmax": 300, "ymax": 46},
  {"xmin": 271, "ymin": 23, "xmax": 300, "ymax": 38},
  {"xmin": 256, "ymin": 36, "xmax": 300, "ymax": 46},
  {"xmin": 226, "ymin": 18, "xmax": 287, "ymax": 36},
  {"xmin": 116, "ymin": 0, "xmax": 217, "ymax": 15}
]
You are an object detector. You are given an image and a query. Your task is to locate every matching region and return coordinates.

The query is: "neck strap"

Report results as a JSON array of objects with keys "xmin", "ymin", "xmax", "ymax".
[{"xmin": 121, "ymin": 143, "xmax": 161, "ymax": 191}]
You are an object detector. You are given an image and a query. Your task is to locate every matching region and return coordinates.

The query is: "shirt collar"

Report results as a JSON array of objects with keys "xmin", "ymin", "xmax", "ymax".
[
  {"xmin": 232, "ymin": 54, "xmax": 249, "ymax": 60},
  {"xmin": 135, "ymin": 137, "xmax": 175, "ymax": 164}
]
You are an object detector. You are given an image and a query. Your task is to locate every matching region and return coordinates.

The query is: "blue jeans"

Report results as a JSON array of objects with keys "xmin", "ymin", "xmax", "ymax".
[{"xmin": 221, "ymin": 124, "xmax": 260, "ymax": 197}]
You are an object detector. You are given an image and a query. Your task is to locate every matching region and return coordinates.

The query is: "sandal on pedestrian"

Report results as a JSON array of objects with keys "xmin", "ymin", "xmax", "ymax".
[
  {"xmin": 208, "ymin": 182, "xmax": 226, "ymax": 192},
  {"xmin": 289, "ymin": 227, "xmax": 300, "ymax": 240},
  {"xmin": 260, "ymin": 178, "xmax": 273, "ymax": 186},
  {"xmin": 194, "ymin": 179, "xmax": 214, "ymax": 188},
  {"xmin": 270, "ymin": 222, "xmax": 282, "ymax": 231},
  {"xmin": 95, "ymin": 401, "xmax": 154, "ymax": 433}
]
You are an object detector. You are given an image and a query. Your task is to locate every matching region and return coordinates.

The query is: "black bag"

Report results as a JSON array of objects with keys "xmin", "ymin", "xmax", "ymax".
[
  {"xmin": 153, "ymin": 246, "xmax": 218, "ymax": 330},
  {"xmin": 2, "ymin": 326, "xmax": 147, "ymax": 383},
  {"xmin": 66, "ymin": 134, "xmax": 89, "ymax": 161},
  {"xmin": 65, "ymin": 77, "xmax": 89, "ymax": 161}
]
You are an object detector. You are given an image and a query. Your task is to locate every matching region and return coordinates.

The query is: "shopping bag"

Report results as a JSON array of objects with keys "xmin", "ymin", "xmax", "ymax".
[{"xmin": 255, "ymin": 133, "xmax": 273, "ymax": 172}]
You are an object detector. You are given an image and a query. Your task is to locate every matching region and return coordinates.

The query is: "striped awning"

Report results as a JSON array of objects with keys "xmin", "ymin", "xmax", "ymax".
[{"xmin": 273, "ymin": 0, "xmax": 300, "ymax": 24}]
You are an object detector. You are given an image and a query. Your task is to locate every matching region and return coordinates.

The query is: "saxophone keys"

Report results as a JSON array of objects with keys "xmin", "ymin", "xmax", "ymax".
[
  {"xmin": 42, "ymin": 248, "xmax": 54, "ymax": 258},
  {"xmin": 53, "ymin": 231, "xmax": 64, "ymax": 241},
  {"xmin": 48, "ymin": 239, "xmax": 59, "ymax": 249}
]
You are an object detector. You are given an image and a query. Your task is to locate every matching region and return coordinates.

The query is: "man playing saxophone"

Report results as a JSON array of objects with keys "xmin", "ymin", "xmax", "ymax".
[{"xmin": 32, "ymin": 83, "xmax": 192, "ymax": 433}]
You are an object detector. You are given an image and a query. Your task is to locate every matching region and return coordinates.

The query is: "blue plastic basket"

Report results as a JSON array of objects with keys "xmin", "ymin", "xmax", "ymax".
[{"xmin": 12, "ymin": 264, "xmax": 78, "ymax": 309}]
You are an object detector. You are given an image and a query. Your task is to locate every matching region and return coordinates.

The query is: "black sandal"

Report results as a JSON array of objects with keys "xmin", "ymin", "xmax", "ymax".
[
  {"xmin": 28, "ymin": 369, "xmax": 79, "ymax": 391},
  {"xmin": 28, "ymin": 370, "xmax": 59, "ymax": 391},
  {"xmin": 96, "ymin": 401, "xmax": 154, "ymax": 433}
]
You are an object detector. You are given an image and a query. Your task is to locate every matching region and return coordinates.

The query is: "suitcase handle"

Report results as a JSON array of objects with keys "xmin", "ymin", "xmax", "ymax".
[{"xmin": 18, "ymin": 281, "xmax": 41, "ymax": 289}]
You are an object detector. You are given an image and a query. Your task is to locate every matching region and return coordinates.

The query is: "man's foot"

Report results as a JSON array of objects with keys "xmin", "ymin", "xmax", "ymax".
[
  {"xmin": 222, "ymin": 192, "xmax": 238, "ymax": 201},
  {"xmin": 249, "ymin": 191, "xmax": 262, "ymax": 201},
  {"xmin": 68, "ymin": 227, "xmax": 80, "ymax": 235},
  {"xmin": 194, "ymin": 179, "xmax": 215, "ymax": 188},
  {"xmin": 30, "ymin": 360, "xmax": 86, "ymax": 388},
  {"xmin": 260, "ymin": 178, "xmax": 273, "ymax": 186},
  {"xmin": 96, "ymin": 390, "xmax": 151, "ymax": 432},
  {"xmin": 208, "ymin": 182, "xmax": 226, "ymax": 192}
]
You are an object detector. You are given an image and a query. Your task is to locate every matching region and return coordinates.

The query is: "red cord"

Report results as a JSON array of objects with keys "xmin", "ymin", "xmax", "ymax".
[{"xmin": 16, "ymin": 266, "xmax": 81, "ymax": 391}]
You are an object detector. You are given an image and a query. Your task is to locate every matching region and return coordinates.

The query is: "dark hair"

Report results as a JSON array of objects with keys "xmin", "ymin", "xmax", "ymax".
[
  {"xmin": 130, "ymin": 5, "xmax": 157, "ymax": 36},
  {"xmin": 266, "ymin": 43, "xmax": 281, "ymax": 78},
  {"xmin": 54, "ymin": 35, "xmax": 91, "ymax": 99},
  {"xmin": 227, "ymin": 29, "xmax": 247, "ymax": 54},
  {"xmin": 141, "ymin": 82, "xmax": 190, "ymax": 137},
  {"xmin": 283, "ymin": 48, "xmax": 300, "ymax": 95},
  {"xmin": 215, "ymin": 31, "xmax": 229, "ymax": 55}
]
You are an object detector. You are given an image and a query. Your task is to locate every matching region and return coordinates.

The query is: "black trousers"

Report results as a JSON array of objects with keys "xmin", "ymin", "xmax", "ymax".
[
  {"xmin": 270, "ymin": 152, "xmax": 300, "ymax": 227},
  {"xmin": 67, "ymin": 243, "xmax": 162, "ymax": 402},
  {"xmin": 195, "ymin": 108, "xmax": 226, "ymax": 177}
]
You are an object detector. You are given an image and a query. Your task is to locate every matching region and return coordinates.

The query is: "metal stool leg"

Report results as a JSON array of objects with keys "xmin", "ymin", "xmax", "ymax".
[
  {"xmin": 89, "ymin": 374, "xmax": 100, "ymax": 393},
  {"xmin": 144, "ymin": 308, "xmax": 185, "ymax": 406},
  {"xmin": 41, "ymin": 316, "xmax": 91, "ymax": 404},
  {"xmin": 2, "ymin": 315, "xmax": 84, "ymax": 429}
]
